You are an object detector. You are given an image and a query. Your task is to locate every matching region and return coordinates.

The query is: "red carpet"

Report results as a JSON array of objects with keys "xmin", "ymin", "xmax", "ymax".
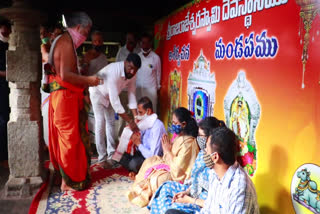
[{"xmin": 29, "ymin": 161, "xmax": 149, "ymax": 214}]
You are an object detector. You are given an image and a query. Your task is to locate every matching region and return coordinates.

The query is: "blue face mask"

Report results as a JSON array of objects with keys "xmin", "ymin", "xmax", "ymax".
[{"xmin": 169, "ymin": 124, "xmax": 182, "ymax": 134}]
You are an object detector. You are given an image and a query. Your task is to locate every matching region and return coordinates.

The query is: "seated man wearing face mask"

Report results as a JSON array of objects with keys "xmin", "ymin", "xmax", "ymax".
[
  {"xmin": 113, "ymin": 96, "xmax": 166, "ymax": 175},
  {"xmin": 81, "ymin": 31, "xmax": 108, "ymax": 76}
]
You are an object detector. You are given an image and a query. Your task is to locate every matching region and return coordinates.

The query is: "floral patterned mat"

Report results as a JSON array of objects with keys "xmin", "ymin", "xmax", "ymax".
[{"xmin": 29, "ymin": 162, "xmax": 149, "ymax": 214}]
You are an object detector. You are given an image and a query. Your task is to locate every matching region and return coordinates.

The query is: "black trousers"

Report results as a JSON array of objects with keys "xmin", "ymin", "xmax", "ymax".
[{"xmin": 119, "ymin": 150, "xmax": 145, "ymax": 173}]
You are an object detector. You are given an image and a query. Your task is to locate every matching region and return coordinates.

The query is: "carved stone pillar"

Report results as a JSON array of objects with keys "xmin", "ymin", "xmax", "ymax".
[{"xmin": 0, "ymin": 0, "xmax": 46, "ymax": 197}]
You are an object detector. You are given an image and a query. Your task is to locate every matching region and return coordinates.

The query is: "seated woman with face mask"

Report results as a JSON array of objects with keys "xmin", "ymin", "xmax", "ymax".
[
  {"xmin": 148, "ymin": 117, "xmax": 225, "ymax": 214},
  {"xmin": 127, "ymin": 107, "xmax": 199, "ymax": 207}
]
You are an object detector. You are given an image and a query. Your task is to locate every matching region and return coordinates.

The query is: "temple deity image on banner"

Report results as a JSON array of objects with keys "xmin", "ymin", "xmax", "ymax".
[
  {"xmin": 187, "ymin": 50, "xmax": 216, "ymax": 122},
  {"xmin": 168, "ymin": 70, "xmax": 182, "ymax": 129},
  {"xmin": 230, "ymin": 94, "xmax": 250, "ymax": 142},
  {"xmin": 224, "ymin": 71, "xmax": 261, "ymax": 176}
]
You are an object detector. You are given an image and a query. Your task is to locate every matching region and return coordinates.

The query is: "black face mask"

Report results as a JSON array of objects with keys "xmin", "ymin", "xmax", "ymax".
[{"xmin": 92, "ymin": 45, "xmax": 104, "ymax": 53}]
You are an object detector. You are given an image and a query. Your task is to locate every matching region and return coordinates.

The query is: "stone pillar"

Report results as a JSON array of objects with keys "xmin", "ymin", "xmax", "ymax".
[{"xmin": 0, "ymin": 0, "xmax": 46, "ymax": 197}]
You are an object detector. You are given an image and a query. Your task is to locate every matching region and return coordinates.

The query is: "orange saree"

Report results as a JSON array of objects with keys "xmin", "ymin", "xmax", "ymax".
[{"xmin": 48, "ymin": 75, "xmax": 91, "ymax": 190}]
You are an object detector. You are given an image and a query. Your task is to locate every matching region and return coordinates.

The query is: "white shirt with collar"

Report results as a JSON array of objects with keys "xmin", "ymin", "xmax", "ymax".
[
  {"xmin": 115, "ymin": 45, "xmax": 141, "ymax": 62},
  {"xmin": 136, "ymin": 51, "xmax": 161, "ymax": 90},
  {"xmin": 89, "ymin": 61, "xmax": 137, "ymax": 114}
]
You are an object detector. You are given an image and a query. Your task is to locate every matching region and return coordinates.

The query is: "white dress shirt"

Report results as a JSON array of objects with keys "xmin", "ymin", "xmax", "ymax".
[
  {"xmin": 89, "ymin": 61, "xmax": 137, "ymax": 114},
  {"xmin": 136, "ymin": 51, "xmax": 161, "ymax": 90},
  {"xmin": 115, "ymin": 45, "xmax": 141, "ymax": 62}
]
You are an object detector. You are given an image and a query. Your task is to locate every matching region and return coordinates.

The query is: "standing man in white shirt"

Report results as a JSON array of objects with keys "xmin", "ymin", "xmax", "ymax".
[
  {"xmin": 116, "ymin": 32, "xmax": 141, "ymax": 62},
  {"xmin": 80, "ymin": 31, "xmax": 109, "ymax": 145},
  {"xmin": 82, "ymin": 31, "xmax": 109, "ymax": 76},
  {"xmin": 115, "ymin": 32, "xmax": 141, "ymax": 137},
  {"xmin": 136, "ymin": 33, "xmax": 161, "ymax": 113},
  {"xmin": 89, "ymin": 53, "xmax": 141, "ymax": 168}
]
